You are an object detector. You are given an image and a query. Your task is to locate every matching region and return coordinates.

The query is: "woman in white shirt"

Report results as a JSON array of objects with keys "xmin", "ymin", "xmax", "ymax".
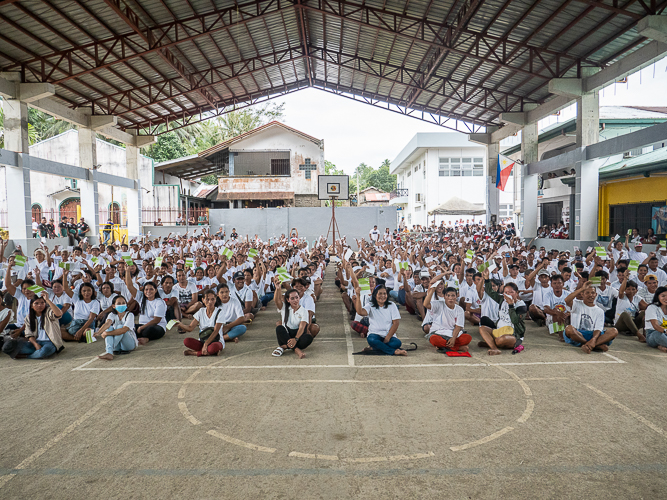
[
  {"xmin": 645, "ymin": 286, "xmax": 667, "ymax": 353},
  {"xmin": 125, "ymin": 269, "xmax": 166, "ymax": 344},
  {"xmin": 62, "ymin": 269, "xmax": 100, "ymax": 342},
  {"xmin": 353, "ymin": 283, "xmax": 407, "ymax": 356},
  {"xmin": 214, "ymin": 283, "xmax": 247, "ymax": 342},
  {"xmin": 272, "ymin": 288, "xmax": 312, "ymax": 358},
  {"xmin": 94, "ymin": 295, "xmax": 137, "ymax": 360},
  {"xmin": 177, "ymin": 290, "xmax": 225, "ymax": 357}
]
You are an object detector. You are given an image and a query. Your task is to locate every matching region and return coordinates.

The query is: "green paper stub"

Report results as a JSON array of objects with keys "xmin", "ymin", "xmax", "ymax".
[
  {"xmin": 166, "ymin": 319, "xmax": 178, "ymax": 330},
  {"xmin": 466, "ymin": 250, "xmax": 474, "ymax": 259},
  {"xmin": 589, "ymin": 277, "xmax": 602, "ymax": 287},
  {"xmin": 248, "ymin": 249, "xmax": 258, "ymax": 259},
  {"xmin": 154, "ymin": 256, "xmax": 163, "ymax": 267},
  {"xmin": 28, "ymin": 285, "xmax": 46, "ymax": 295},
  {"xmin": 185, "ymin": 258, "xmax": 194, "ymax": 268},
  {"xmin": 595, "ymin": 246, "xmax": 607, "ymax": 257},
  {"xmin": 399, "ymin": 262, "xmax": 409, "ymax": 270},
  {"xmin": 277, "ymin": 272, "xmax": 292, "ymax": 283},
  {"xmin": 91, "ymin": 256, "xmax": 99, "ymax": 264},
  {"xmin": 13, "ymin": 255, "xmax": 27, "ymax": 267},
  {"xmin": 628, "ymin": 260, "xmax": 639, "ymax": 272},
  {"xmin": 628, "ymin": 229, "xmax": 632, "ymax": 235},
  {"xmin": 276, "ymin": 267, "xmax": 288, "ymax": 274},
  {"xmin": 122, "ymin": 256, "xmax": 134, "ymax": 266},
  {"xmin": 548, "ymin": 322, "xmax": 565, "ymax": 334},
  {"xmin": 660, "ymin": 240, "xmax": 666, "ymax": 247},
  {"xmin": 221, "ymin": 248, "xmax": 233, "ymax": 259},
  {"xmin": 58, "ymin": 262, "xmax": 71, "ymax": 270},
  {"xmin": 85, "ymin": 329, "xmax": 96, "ymax": 343}
]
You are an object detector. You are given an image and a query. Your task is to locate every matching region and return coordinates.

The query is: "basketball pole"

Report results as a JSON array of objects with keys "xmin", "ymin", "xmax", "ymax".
[{"xmin": 327, "ymin": 196, "xmax": 340, "ymax": 248}]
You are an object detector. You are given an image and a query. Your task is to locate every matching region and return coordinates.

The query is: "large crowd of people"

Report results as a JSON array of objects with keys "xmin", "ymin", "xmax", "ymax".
[{"xmin": 0, "ymin": 221, "xmax": 666, "ymax": 361}]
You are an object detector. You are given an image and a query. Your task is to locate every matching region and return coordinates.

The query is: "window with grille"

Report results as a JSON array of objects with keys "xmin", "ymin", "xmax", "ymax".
[
  {"xmin": 439, "ymin": 157, "xmax": 484, "ymax": 176},
  {"xmin": 270, "ymin": 159, "xmax": 290, "ymax": 175}
]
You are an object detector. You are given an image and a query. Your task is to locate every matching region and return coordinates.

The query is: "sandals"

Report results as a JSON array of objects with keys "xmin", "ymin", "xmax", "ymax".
[{"xmin": 272, "ymin": 347, "xmax": 284, "ymax": 357}]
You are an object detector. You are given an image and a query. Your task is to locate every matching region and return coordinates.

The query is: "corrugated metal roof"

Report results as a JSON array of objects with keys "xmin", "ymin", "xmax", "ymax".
[
  {"xmin": 0, "ymin": 0, "xmax": 657, "ymax": 135},
  {"xmin": 599, "ymin": 147, "xmax": 667, "ymax": 173}
]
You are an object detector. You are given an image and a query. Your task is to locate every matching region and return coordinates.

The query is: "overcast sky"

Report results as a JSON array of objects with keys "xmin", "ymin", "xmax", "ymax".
[{"xmin": 273, "ymin": 56, "xmax": 667, "ymax": 174}]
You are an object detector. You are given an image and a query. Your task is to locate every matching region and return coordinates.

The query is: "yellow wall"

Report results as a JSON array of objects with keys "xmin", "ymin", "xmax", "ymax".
[{"xmin": 598, "ymin": 176, "xmax": 667, "ymax": 237}]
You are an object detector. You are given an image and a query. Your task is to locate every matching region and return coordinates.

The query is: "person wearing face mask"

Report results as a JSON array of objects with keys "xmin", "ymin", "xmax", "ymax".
[{"xmin": 93, "ymin": 295, "xmax": 137, "ymax": 360}]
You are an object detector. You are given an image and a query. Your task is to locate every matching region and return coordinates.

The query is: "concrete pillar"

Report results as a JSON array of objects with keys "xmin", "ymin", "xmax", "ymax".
[
  {"xmin": 78, "ymin": 124, "xmax": 99, "ymax": 237},
  {"xmin": 520, "ymin": 119, "xmax": 539, "ymax": 238},
  {"xmin": 576, "ymin": 67, "xmax": 600, "ymax": 148},
  {"xmin": 2, "ymin": 91, "xmax": 32, "ymax": 240},
  {"xmin": 486, "ymin": 140, "xmax": 500, "ymax": 226},
  {"xmin": 574, "ymin": 158, "xmax": 602, "ymax": 241},
  {"xmin": 125, "ymin": 145, "xmax": 142, "ymax": 236}
]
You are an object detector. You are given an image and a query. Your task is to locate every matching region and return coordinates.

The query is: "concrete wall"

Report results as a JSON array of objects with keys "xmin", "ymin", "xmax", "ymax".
[
  {"xmin": 0, "ymin": 130, "xmax": 199, "ymax": 224},
  {"xmin": 218, "ymin": 125, "xmax": 325, "ymax": 205},
  {"xmin": 209, "ymin": 207, "xmax": 397, "ymax": 248}
]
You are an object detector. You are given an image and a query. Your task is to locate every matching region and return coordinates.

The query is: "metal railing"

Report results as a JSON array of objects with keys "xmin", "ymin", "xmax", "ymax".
[{"xmin": 389, "ymin": 188, "xmax": 409, "ymax": 200}]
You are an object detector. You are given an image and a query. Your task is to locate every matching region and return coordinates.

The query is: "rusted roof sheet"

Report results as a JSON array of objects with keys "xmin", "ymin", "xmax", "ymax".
[
  {"xmin": 216, "ymin": 191, "xmax": 295, "ymax": 201},
  {"xmin": 364, "ymin": 193, "xmax": 391, "ymax": 202}
]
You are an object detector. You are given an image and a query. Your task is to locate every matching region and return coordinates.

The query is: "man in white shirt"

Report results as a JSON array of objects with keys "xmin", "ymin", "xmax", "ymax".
[
  {"xmin": 564, "ymin": 281, "xmax": 618, "ymax": 354},
  {"xmin": 423, "ymin": 282, "xmax": 471, "ymax": 352},
  {"xmin": 369, "ymin": 226, "xmax": 380, "ymax": 242}
]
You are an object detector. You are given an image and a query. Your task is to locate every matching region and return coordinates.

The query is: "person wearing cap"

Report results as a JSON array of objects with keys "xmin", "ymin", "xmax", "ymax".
[
  {"xmin": 563, "ymin": 280, "xmax": 618, "ymax": 354},
  {"xmin": 639, "ymin": 275, "xmax": 660, "ymax": 304},
  {"xmin": 625, "ymin": 234, "xmax": 647, "ymax": 263}
]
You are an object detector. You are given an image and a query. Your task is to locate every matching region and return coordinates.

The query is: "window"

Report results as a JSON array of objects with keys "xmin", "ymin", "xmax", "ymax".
[
  {"xmin": 415, "ymin": 206, "xmax": 422, "ymax": 212},
  {"xmin": 407, "ymin": 170, "xmax": 411, "ymax": 177},
  {"xmin": 270, "ymin": 159, "xmax": 290, "ymax": 175},
  {"xmin": 415, "ymin": 193, "xmax": 423, "ymax": 203},
  {"xmin": 439, "ymin": 157, "xmax": 484, "ymax": 176},
  {"xmin": 414, "ymin": 164, "xmax": 420, "ymax": 172},
  {"xmin": 31, "ymin": 204, "xmax": 42, "ymax": 222},
  {"xmin": 499, "ymin": 204, "xmax": 514, "ymax": 218},
  {"xmin": 610, "ymin": 202, "xmax": 666, "ymax": 237}
]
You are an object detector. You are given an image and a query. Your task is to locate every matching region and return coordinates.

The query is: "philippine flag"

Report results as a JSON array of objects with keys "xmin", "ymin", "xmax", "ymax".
[{"xmin": 496, "ymin": 154, "xmax": 515, "ymax": 191}]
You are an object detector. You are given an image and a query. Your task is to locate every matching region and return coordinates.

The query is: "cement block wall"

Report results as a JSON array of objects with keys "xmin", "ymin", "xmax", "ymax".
[{"xmin": 209, "ymin": 207, "xmax": 398, "ymax": 248}]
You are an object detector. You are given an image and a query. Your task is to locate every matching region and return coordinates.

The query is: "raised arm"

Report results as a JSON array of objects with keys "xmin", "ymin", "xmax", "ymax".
[{"xmin": 125, "ymin": 267, "xmax": 138, "ymax": 298}]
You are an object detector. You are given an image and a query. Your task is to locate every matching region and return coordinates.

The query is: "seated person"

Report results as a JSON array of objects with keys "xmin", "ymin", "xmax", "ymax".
[
  {"xmin": 93, "ymin": 295, "xmax": 137, "ymax": 361},
  {"xmin": 478, "ymin": 271, "xmax": 527, "ymax": 356},
  {"xmin": 272, "ymin": 289, "xmax": 313, "ymax": 359},
  {"xmin": 615, "ymin": 277, "xmax": 648, "ymax": 342},
  {"xmin": 423, "ymin": 279, "xmax": 471, "ymax": 352},
  {"xmin": 543, "ymin": 275, "xmax": 570, "ymax": 341},
  {"xmin": 177, "ymin": 290, "xmax": 225, "ymax": 357},
  {"xmin": 564, "ymin": 281, "xmax": 618, "ymax": 354},
  {"xmin": 644, "ymin": 287, "xmax": 667, "ymax": 353},
  {"xmin": 352, "ymin": 283, "xmax": 406, "ymax": 356}
]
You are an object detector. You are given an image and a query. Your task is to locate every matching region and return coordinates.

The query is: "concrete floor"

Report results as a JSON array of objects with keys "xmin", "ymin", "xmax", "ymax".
[{"xmin": 2, "ymin": 273, "xmax": 667, "ymax": 499}]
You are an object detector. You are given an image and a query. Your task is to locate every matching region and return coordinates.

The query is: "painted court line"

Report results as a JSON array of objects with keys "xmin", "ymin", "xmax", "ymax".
[
  {"xmin": 449, "ymin": 427, "xmax": 515, "ymax": 452},
  {"xmin": 342, "ymin": 302, "xmax": 355, "ymax": 366},
  {"xmin": 582, "ymin": 383, "xmax": 667, "ymax": 438},
  {"xmin": 207, "ymin": 430, "xmax": 276, "ymax": 453}
]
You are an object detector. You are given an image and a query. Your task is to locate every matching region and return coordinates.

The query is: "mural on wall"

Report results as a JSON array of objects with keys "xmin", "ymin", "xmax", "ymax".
[{"xmin": 652, "ymin": 207, "xmax": 667, "ymax": 235}]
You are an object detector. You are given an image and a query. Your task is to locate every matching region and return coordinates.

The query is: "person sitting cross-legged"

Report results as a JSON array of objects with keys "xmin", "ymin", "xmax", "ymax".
[
  {"xmin": 644, "ymin": 287, "xmax": 667, "ymax": 353},
  {"xmin": 352, "ymin": 283, "xmax": 407, "ymax": 356},
  {"xmin": 423, "ymin": 275, "xmax": 471, "ymax": 352},
  {"xmin": 478, "ymin": 269, "xmax": 527, "ymax": 355},
  {"xmin": 563, "ymin": 280, "xmax": 618, "ymax": 354},
  {"xmin": 272, "ymin": 288, "xmax": 313, "ymax": 359}
]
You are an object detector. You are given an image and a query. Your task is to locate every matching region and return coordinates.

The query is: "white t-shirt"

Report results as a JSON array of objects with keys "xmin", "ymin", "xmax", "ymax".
[
  {"xmin": 615, "ymin": 294, "xmax": 642, "ymax": 323},
  {"xmin": 134, "ymin": 291, "xmax": 167, "ymax": 328},
  {"xmin": 173, "ymin": 282, "xmax": 198, "ymax": 305},
  {"xmin": 366, "ymin": 302, "xmax": 401, "ymax": 338},
  {"xmin": 645, "ymin": 304, "xmax": 667, "ymax": 331},
  {"xmin": 300, "ymin": 293, "xmax": 316, "ymax": 314},
  {"xmin": 497, "ymin": 299, "xmax": 526, "ymax": 330},
  {"xmin": 106, "ymin": 312, "xmax": 138, "ymax": 348},
  {"xmin": 595, "ymin": 286, "xmax": 618, "ymax": 312},
  {"xmin": 571, "ymin": 299, "xmax": 604, "ymax": 332},
  {"xmin": 190, "ymin": 276, "xmax": 211, "ymax": 291},
  {"xmin": 194, "ymin": 307, "xmax": 221, "ymax": 330},
  {"xmin": 429, "ymin": 301, "xmax": 464, "ymax": 337},
  {"xmin": 215, "ymin": 298, "xmax": 245, "ymax": 324},
  {"xmin": 531, "ymin": 283, "xmax": 552, "ymax": 309},
  {"xmin": 49, "ymin": 291, "xmax": 72, "ymax": 308},
  {"xmin": 232, "ymin": 285, "xmax": 252, "ymax": 305},
  {"xmin": 278, "ymin": 303, "xmax": 309, "ymax": 330},
  {"xmin": 71, "ymin": 295, "xmax": 101, "ymax": 321}
]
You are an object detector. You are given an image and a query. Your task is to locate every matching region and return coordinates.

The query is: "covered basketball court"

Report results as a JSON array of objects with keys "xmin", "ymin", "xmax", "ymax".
[{"xmin": 2, "ymin": 1, "xmax": 667, "ymax": 497}]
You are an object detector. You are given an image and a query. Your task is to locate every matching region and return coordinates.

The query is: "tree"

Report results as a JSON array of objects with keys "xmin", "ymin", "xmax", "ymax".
[
  {"xmin": 145, "ymin": 132, "xmax": 187, "ymax": 163},
  {"xmin": 324, "ymin": 160, "xmax": 345, "ymax": 175}
]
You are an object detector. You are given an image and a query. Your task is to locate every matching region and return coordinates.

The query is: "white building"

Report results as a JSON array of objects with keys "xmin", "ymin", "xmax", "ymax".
[
  {"xmin": 155, "ymin": 121, "xmax": 325, "ymax": 208},
  {"xmin": 390, "ymin": 133, "xmax": 514, "ymax": 228},
  {"xmin": 0, "ymin": 130, "xmax": 200, "ymax": 227}
]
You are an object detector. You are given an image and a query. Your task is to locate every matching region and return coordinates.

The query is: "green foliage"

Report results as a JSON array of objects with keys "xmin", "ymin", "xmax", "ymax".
[
  {"xmin": 350, "ymin": 159, "xmax": 397, "ymax": 195},
  {"xmin": 0, "ymin": 101, "xmax": 64, "ymax": 148},
  {"xmin": 145, "ymin": 133, "xmax": 187, "ymax": 163},
  {"xmin": 324, "ymin": 160, "xmax": 345, "ymax": 175},
  {"xmin": 200, "ymin": 174, "xmax": 218, "ymax": 185}
]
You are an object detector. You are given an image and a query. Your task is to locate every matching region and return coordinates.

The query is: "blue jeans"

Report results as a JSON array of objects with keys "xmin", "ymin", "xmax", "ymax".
[
  {"xmin": 261, "ymin": 293, "xmax": 274, "ymax": 306},
  {"xmin": 646, "ymin": 329, "xmax": 667, "ymax": 349},
  {"xmin": 104, "ymin": 331, "xmax": 137, "ymax": 355},
  {"xmin": 367, "ymin": 333, "xmax": 402, "ymax": 355},
  {"xmin": 68, "ymin": 319, "xmax": 88, "ymax": 335},
  {"xmin": 56, "ymin": 304, "xmax": 72, "ymax": 326},
  {"xmin": 19, "ymin": 340, "xmax": 56, "ymax": 359},
  {"xmin": 389, "ymin": 290, "xmax": 406, "ymax": 305},
  {"xmin": 225, "ymin": 324, "xmax": 246, "ymax": 339}
]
